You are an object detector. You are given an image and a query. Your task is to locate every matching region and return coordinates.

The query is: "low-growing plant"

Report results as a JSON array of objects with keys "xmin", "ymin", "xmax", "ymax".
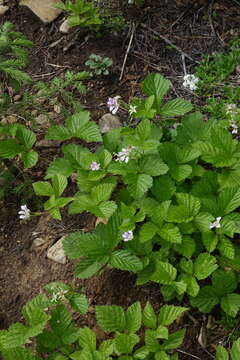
[
  {"xmin": 215, "ymin": 337, "xmax": 240, "ymax": 360},
  {"xmin": 55, "ymin": 0, "xmax": 102, "ymax": 30},
  {"xmin": 0, "ymin": 21, "xmax": 32, "ymax": 89},
  {"xmin": 32, "ymin": 73, "xmax": 240, "ymax": 320},
  {"xmin": 0, "ymin": 281, "xmax": 187, "ymax": 360},
  {"xmin": 85, "ymin": 54, "xmax": 113, "ymax": 76}
]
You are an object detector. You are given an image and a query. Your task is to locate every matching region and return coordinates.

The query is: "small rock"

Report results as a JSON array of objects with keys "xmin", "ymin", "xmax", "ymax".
[
  {"xmin": 0, "ymin": 5, "xmax": 9, "ymax": 16},
  {"xmin": 99, "ymin": 113, "xmax": 121, "ymax": 133},
  {"xmin": 59, "ymin": 19, "xmax": 70, "ymax": 34},
  {"xmin": 32, "ymin": 237, "xmax": 47, "ymax": 247},
  {"xmin": 53, "ymin": 104, "xmax": 61, "ymax": 113},
  {"xmin": 20, "ymin": 0, "xmax": 62, "ymax": 23},
  {"xmin": 47, "ymin": 236, "xmax": 66, "ymax": 264},
  {"xmin": 14, "ymin": 94, "xmax": 21, "ymax": 102}
]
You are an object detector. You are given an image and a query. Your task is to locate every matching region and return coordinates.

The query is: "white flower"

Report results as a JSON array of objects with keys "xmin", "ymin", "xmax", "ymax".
[
  {"xmin": 18, "ymin": 205, "xmax": 30, "ymax": 220},
  {"xmin": 226, "ymin": 104, "xmax": 237, "ymax": 114},
  {"xmin": 209, "ymin": 216, "xmax": 222, "ymax": 230},
  {"xmin": 183, "ymin": 74, "xmax": 199, "ymax": 91},
  {"xmin": 51, "ymin": 290, "xmax": 68, "ymax": 303},
  {"xmin": 107, "ymin": 96, "xmax": 120, "ymax": 115},
  {"xmin": 115, "ymin": 148, "xmax": 130, "ymax": 163},
  {"xmin": 129, "ymin": 105, "xmax": 137, "ymax": 116},
  {"xmin": 90, "ymin": 161, "xmax": 100, "ymax": 171},
  {"xmin": 231, "ymin": 123, "xmax": 238, "ymax": 134},
  {"xmin": 122, "ymin": 230, "xmax": 133, "ymax": 242}
]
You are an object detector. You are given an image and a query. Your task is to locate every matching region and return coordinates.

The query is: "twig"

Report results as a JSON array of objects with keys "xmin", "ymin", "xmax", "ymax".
[
  {"xmin": 177, "ymin": 349, "xmax": 201, "ymax": 360},
  {"xmin": 119, "ymin": 23, "xmax": 136, "ymax": 81},
  {"xmin": 140, "ymin": 23, "xmax": 199, "ymax": 64},
  {"xmin": 182, "ymin": 54, "xmax": 187, "ymax": 76}
]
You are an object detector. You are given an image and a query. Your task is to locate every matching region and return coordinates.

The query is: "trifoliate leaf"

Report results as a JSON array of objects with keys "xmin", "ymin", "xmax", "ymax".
[
  {"xmin": 125, "ymin": 302, "xmax": 142, "ymax": 333},
  {"xmin": 151, "ymin": 261, "xmax": 177, "ymax": 285},
  {"xmin": 161, "ymin": 329, "xmax": 185, "ymax": 351},
  {"xmin": 115, "ymin": 333, "xmax": 139, "ymax": 354},
  {"xmin": 142, "ymin": 73, "xmax": 171, "ymax": 112}
]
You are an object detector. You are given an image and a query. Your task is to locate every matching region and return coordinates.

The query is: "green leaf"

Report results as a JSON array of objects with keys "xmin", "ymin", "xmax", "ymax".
[
  {"xmin": 202, "ymin": 232, "xmax": 218, "ymax": 253},
  {"xmin": 190, "ymin": 286, "xmax": 219, "ymax": 313},
  {"xmin": 151, "ymin": 261, "xmax": 177, "ymax": 285},
  {"xmin": 33, "ymin": 181, "xmax": 54, "ymax": 196},
  {"xmin": 176, "ymin": 112, "xmax": 205, "ymax": 145},
  {"xmin": 175, "ymin": 236, "xmax": 196, "ymax": 259},
  {"xmin": 115, "ymin": 333, "xmax": 139, "ymax": 354},
  {"xmin": 50, "ymin": 305, "xmax": 72, "ymax": 337},
  {"xmin": 0, "ymin": 139, "xmax": 22, "ymax": 158},
  {"xmin": 140, "ymin": 156, "xmax": 168, "ymax": 176},
  {"xmin": 168, "ymin": 193, "xmax": 200, "ymax": 223},
  {"xmin": 74, "ymin": 258, "xmax": 106, "ymax": 279},
  {"xmin": 96, "ymin": 305, "xmax": 126, "ymax": 332},
  {"xmin": 91, "ymin": 183, "xmax": 115, "ymax": 203},
  {"xmin": 181, "ymin": 274, "xmax": 199, "ymax": 297},
  {"xmin": 158, "ymin": 223, "xmax": 182, "ymax": 244},
  {"xmin": 110, "ymin": 250, "xmax": 143, "ymax": 272},
  {"xmin": 80, "ymin": 121, "xmax": 102, "ymax": 142},
  {"xmin": 139, "ymin": 222, "xmax": 158, "ymax": 243},
  {"xmin": 218, "ymin": 236, "xmax": 235, "ymax": 260},
  {"xmin": 221, "ymin": 294, "xmax": 240, "ymax": 317},
  {"xmin": 142, "ymin": 301, "xmax": 157, "ymax": 329},
  {"xmin": 151, "ymin": 175, "xmax": 176, "ymax": 202},
  {"xmin": 162, "ymin": 329, "xmax": 185, "ymax": 351},
  {"xmin": 218, "ymin": 187, "xmax": 240, "ymax": 215},
  {"xmin": 142, "ymin": 73, "xmax": 171, "ymax": 112},
  {"xmin": 136, "ymin": 119, "xmax": 151, "ymax": 141},
  {"xmin": 22, "ymin": 150, "xmax": 38, "ymax": 168},
  {"xmin": 69, "ymin": 294, "xmax": 88, "ymax": 314},
  {"xmin": 46, "ymin": 158, "xmax": 73, "ymax": 178},
  {"xmin": 52, "ymin": 175, "xmax": 68, "ymax": 197},
  {"xmin": 97, "ymin": 201, "xmax": 117, "ymax": 219},
  {"xmin": 158, "ymin": 305, "xmax": 187, "ymax": 326},
  {"xmin": 170, "ymin": 164, "xmax": 192, "ymax": 182},
  {"xmin": 79, "ymin": 327, "xmax": 96, "ymax": 351},
  {"xmin": 155, "ymin": 351, "xmax": 170, "ymax": 360},
  {"xmin": 126, "ymin": 174, "xmax": 153, "ymax": 199},
  {"xmin": 212, "ymin": 270, "xmax": 237, "ymax": 297},
  {"xmin": 231, "ymin": 338, "xmax": 240, "ymax": 360},
  {"xmin": 16, "ymin": 127, "xmax": 36, "ymax": 149},
  {"xmin": 46, "ymin": 125, "xmax": 71, "ymax": 140},
  {"xmin": 215, "ymin": 345, "xmax": 229, "ymax": 360},
  {"xmin": 125, "ymin": 302, "xmax": 142, "ymax": 333},
  {"xmin": 194, "ymin": 253, "xmax": 218, "ymax": 280},
  {"xmin": 161, "ymin": 98, "xmax": 192, "ymax": 117}
]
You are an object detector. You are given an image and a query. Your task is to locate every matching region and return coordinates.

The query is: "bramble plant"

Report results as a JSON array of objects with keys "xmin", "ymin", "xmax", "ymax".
[
  {"xmin": 0, "ymin": 281, "xmax": 188, "ymax": 360},
  {"xmin": 55, "ymin": 0, "xmax": 102, "ymax": 30},
  {"xmin": 85, "ymin": 53, "xmax": 113, "ymax": 76},
  {"xmin": 31, "ymin": 73, "xmax": 240, "ymax": 321},
  {"xmin": 0, "ymin": 22, "xmax": 32, "ymax": 89}
]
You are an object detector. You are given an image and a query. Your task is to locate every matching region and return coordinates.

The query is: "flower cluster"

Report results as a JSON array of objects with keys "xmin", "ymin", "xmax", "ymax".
[
  {"xmin": 209, "ymin": 216, "xmax": 221, "ymax": 230},
  {"xmin": 115, "ymin": 146, "xmax": 135, "ymax": 163},
  {"xmin": 122, "ymin": 230, "xmax": 133, "ymax": 242},
  {"xmin": 90, "ymin": 161, "xmax": 100, "ymax": 171},
  {"xmin": 51, "ymin": 290, "xmax": 68, "ymax": 303},
  {"xmin": 226, "ymin": 104, "xmax": 239, "ymax": 134},
  {"xmin": 107, "ymin": 96, "xmax": 120, "ymax": 115},
  {"xmin": 18, "ymin": 205, "xmax": 30, "ymax": 220},
  {"xmin": 183, "ymin": 74, "xmax": 199, "ymax": 91}
]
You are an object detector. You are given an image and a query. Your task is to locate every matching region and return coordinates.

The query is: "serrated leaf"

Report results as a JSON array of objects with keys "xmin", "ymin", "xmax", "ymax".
[
  {"xmin": 115, "ymin": 333, "xmax": 139, "ymax": 354},
  {"xmin": 151, "ymin": 175, "xmax": 176, "ymax": 202},
  {"xmin": 0, "ymin": 139, "xmax": 22, "ymax": 158},
  {"xmin": 231, "ymin": 338, "xmax": 240, "ymax": 360},
  {"xmin": 46, "ymin": 126, "xmax": 71, "ymax": 140},
  {"xmin": 221, "ymin": 294, "xmax": 240, "ymax": 317},
  {"xmin": 140, "ymin": 156, "xmax": 168, "ymax": 176},
  {"xmin": 151, "ymin": 261, "xmax": 177, "ymax": 285},
  {"xmin": 52, "ymin": 175, "xmax": 68, "ymax": 197},
  {"xmin": 158, "ymin": 223, "xmax": 182, "ymax": 244},
  {"xmin": 215, "ymin": 345, "xmax": 229, "ymax": 360},
  {"xmin": 79, "ymin": 327, "xmax": 96, "ymax": 351},
  {"xmin": 74, "ymin": 258, "xmax": 107, "ymax": 279},
  {"xmin": 161, "ymin": 329, "xmax": 185, "ymax": 351},
  {"xmin": 161, "ymin": 98, "xmax": 192, "ymax": 117},
  {"xmin": 139, "ymin": 222, "xmax": 158, "ymax": 243},
  {"xmin": 212, "ymin": 269, "xmax": 237, "ymax": 297},
  {"xmin": 80, "ymin": 121, "xmax": 102, "ymax": 142},
  {"xmin": 142, "ymin": 302, "xmax": 157, "ymax": 329},
  {"xmin": 158, "ymin": 305, "xmax": 187, "ymax": 326},
  {"xmin": 125, "ymin": 302, "xmax": 142, "ymax": 333},
  {"xmin": 168, "ymin": 193, "xmax": 200, "ymax": 223},
  {"xmin": 69, "ymin": 294, "xmax": 88, "ymax": 314},
  {"xmin": 110, "ymin": 250, "xmax": 143, "ymax": 272},
  {"xmin": 91, "ymin": 183, "xmax": 115, "ymax": 204},
  {"xmin": 46, "ymin": 158, "xmax": 73, "ymax": 179},
  {"xmin": 190, "ymin": 286, "xmax": 219, "ymax": 313},
  {"xmin": 136, "ymin": 119, "xmax": 151, "ymax": 141},
  {"xmin": 22, "ymin": 150, "xmax": 38, "ymax": 168},
  {"xmin": 170, "ymin": 164, "xmax": 192, "ymax": 182},
  {"xmin": 194, "ymin": 253, "xmax": 218, "ymax": 280},
  {"xmin": 126, "ymin": 174, "xmax": 153, "ymax": 199},
  {"xmin": 218, "ymin": 187, "xmax": 240, "ymax": 215},
  {"xmin": 218, "ymin": 236, "xmax": 235, "ymax": 260},
  {"xmin": 202, "ymin": 232, "xmax": 218, "ymax": 253},
  {"xmin": 96, "ymin": 305, "xmax": 126, "ymax": 332},
  {"xmin": 142, "ymin": 73, "xmax": 171, "ymax": 112},
  {"xmin": 16, "ymin": 127, "xmax": 36, "ymax": 149},
  {"xmin": 175, "ymin": 236, "xmax": 196, "ymax": 259},
  {"xmin": 33, "ymin": 181, "xmax": 54, "ymax": 196},
  {"xmin": 97, "ymin": 201, "xmax": 117, "ymax": 219},
  {"xmin": 181, "ymin": 274, "xmax": 199, "ymax": 297}
]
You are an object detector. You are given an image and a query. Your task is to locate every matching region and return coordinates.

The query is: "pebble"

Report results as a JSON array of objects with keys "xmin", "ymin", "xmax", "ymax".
[
  {"xmin": 47, "ymin": 236, "xmax": 66, "ymax": 264},
  {"xmin": 59, "ymin": 19, "xmax": 70, "ymax": 34},
  {"xmin": 99, "ymin": 113, "xmax": 121, "ymax": 133}
]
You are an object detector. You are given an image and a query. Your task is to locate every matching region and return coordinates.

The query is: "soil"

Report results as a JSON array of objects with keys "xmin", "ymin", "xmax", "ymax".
[{"xmin": 0, "ymin": 0, "xmax": 240, "ymax": 359}]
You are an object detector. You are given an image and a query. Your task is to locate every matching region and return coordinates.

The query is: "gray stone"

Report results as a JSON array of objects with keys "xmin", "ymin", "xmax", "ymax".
[
  {"xmin": 47, "ymin": 237, "xmax": 66, "ymax": 264},
  {"xmin": 20, "ymin": 0, "xmax": 62, "ymax": 23},
  {"xmin": 99, "ymin": 113, "xmax": 121, "ymax": 133}
]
